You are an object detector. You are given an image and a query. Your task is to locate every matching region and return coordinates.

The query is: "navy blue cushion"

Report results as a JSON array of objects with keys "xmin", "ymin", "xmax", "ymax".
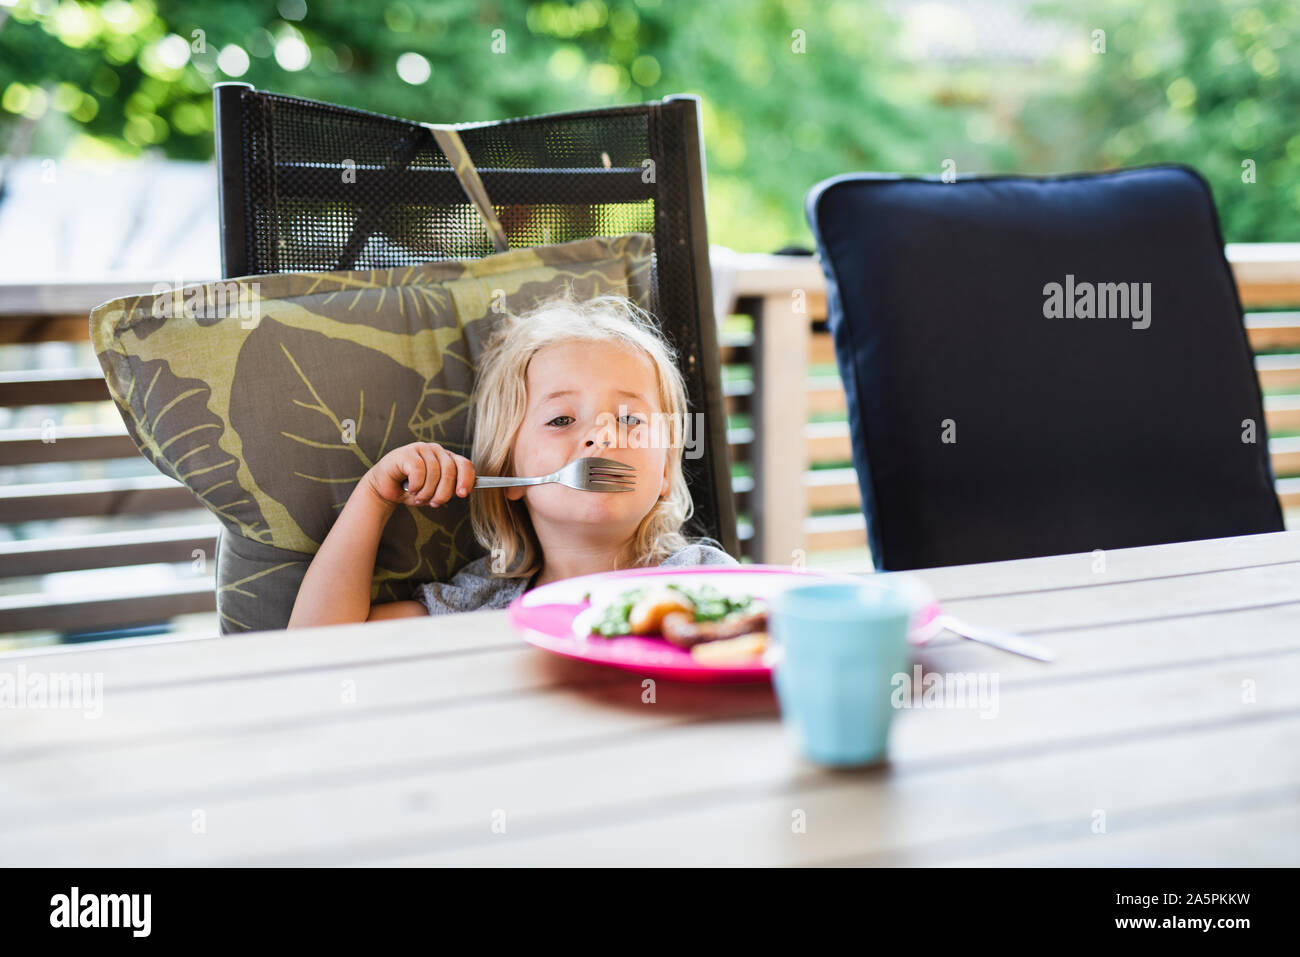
[{"xmin": 806, "ymin": 165, "xmax": 1283, "ymax": 570}]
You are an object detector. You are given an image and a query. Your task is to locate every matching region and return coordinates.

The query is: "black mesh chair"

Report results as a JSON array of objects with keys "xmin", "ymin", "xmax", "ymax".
[{"xmin": 212, "ymin": 82, "xmax": 738, "ymax": 557}]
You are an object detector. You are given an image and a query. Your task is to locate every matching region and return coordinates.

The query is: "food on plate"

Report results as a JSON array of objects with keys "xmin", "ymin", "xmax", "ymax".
[
  {"xmin": 627, "ymin": 587, "xmax": 695, "ymax": 634},
  {"xmin": 583, "ymin": 581, "xmax": 769, "ymax": 661},
  {"xmin": 660, "ymin": 606, "xmax": 767, "ymax": 648},
  {"xmin": 687, "ymin": 631, "xmax": 769, "ymax": 664}
]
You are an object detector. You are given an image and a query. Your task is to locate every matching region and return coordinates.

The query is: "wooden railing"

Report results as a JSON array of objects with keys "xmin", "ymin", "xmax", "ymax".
[
  {"xmin": 720, "ymin": 243, "xmax": 1300, "ymax": 564},
  {"xmin": 0, "ymin": 280, "xmax": 220, "ymax": 640},
  {"xmin": 2, "ymin": 244, "xmax": 1299, "ymax": 640}
]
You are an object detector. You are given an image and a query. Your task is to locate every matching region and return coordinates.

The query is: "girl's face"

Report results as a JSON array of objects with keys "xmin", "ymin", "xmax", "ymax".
[{"xmin": 507, "ymin": 339, "xmax": 673, "ymax": 531}]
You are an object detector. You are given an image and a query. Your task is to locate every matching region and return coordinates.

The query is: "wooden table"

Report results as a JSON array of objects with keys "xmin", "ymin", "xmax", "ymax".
[{"xmin": 2, "ymin": 531, "xmax": 1298, "ymax": 867}]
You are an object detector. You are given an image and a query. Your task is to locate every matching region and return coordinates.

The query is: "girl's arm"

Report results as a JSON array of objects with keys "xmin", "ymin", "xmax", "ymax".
[
  {"xmin": 286, "ymin": 441, "xmax": 476, "ymax": 629},
  {"xmin": 366, "ymin": 599, "xmax": 428, "ymax": 620},
  {"xmin": 287, "ymin": 482, "xmax": 396, "ymax": 629}
]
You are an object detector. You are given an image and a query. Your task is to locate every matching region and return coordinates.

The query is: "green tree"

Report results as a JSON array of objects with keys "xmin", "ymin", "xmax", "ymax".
[
  {"xmin": 0, "ymin": 0, "xmax": 964, "ymax": 251},
  {"xmin": 1021, "ymin": 0, "xmax": 1300, "ymax": 241},
  {"xmin": 3, "ymin": 0, "xmax": 1294, "ymax": 250}
]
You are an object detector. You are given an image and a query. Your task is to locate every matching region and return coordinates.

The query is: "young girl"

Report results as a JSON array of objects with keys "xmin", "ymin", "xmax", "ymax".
[{"xmin": 287, "ymin": 292, "xmax": 736, "ymax": 628}]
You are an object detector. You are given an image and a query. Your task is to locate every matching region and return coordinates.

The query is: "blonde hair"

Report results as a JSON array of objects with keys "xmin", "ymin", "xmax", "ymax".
[{"xmin": 469, "ymin": 291, "xmax": 695, "ymax": 578}]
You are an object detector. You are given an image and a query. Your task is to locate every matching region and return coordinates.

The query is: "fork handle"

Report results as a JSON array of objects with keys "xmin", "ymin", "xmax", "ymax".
[
  {"xmin": 401, "ymin": 475, "xmax": 543, "ymax": 492},
  {"xmin": 937, "ymin": 614, "xmax": 1055, "ymax": 662},
  {"xmin": 471, "ymin": 475, "xmax": 545, "ymax": 488}
]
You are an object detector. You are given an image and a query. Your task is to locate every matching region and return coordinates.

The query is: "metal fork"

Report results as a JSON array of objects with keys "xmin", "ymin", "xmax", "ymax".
[{"xmin": 403, "ymin": 455, "xmax": 636, "ymax": 493}]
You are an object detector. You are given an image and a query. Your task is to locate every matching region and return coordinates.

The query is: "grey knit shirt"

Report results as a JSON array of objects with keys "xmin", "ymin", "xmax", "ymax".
[{"xmin": 412, "ymin": 541, "xmax": 739, "ymax": 616}]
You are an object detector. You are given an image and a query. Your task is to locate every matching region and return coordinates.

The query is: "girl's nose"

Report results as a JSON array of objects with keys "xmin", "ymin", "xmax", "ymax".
[{"xmin": 583, "ymin": 420, "xmax": 616, "ymax": 450}]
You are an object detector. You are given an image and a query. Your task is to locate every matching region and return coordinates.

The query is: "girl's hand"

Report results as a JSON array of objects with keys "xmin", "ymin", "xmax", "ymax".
[{"xmin": 365, "ymin": 442, "xmax": 476, "ymax": 508}]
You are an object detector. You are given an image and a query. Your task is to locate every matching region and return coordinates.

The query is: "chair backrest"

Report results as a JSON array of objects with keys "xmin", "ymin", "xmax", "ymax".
[
  {"xmin": 807, "ymin": 164, "xmax": 1284, "ymax": 570},
  {"xmin": 213, "ymin": 83, "xmax": 738, "ymax": 559}
]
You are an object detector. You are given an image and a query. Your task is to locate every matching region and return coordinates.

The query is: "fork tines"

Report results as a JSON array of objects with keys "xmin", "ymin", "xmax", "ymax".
[
  {"xmin": 585, "ymin": 456, "xmax": 636, "ymax": 487},
  {"xmin": 587, "ymin": 457, "xmax": 636, "ymax": 474}
]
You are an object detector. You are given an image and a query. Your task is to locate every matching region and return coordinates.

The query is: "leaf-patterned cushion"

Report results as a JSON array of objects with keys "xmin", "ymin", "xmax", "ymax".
[{"xmin": 90, "ymin": 234, "xmax": 655, "ymax": 633}]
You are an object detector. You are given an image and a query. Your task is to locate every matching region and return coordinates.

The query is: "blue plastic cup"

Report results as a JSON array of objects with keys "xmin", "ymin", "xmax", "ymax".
[{"xmin": 769, "ymin": 580, "xmax": 914, "ymax": 767}]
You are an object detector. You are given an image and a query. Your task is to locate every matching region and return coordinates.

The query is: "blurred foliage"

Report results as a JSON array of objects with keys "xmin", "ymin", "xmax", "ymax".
[
  {"xmin": 0, "ymin": 0, "xmax": 1296, "ymax": 252},
  {"xmin": 1022, "ymin": 0, "xmax": 1300, "ymax": 243}
]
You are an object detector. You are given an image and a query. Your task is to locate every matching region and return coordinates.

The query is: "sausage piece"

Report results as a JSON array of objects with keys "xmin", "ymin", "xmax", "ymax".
[{"xmin": 660, "ymin": 608, "xmax": 769, "ymax": 648}]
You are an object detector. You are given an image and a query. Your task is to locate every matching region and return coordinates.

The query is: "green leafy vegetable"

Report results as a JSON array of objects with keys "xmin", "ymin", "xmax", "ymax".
[{"xmin": 590, "ymin": 586, "xmax": 646, "ymax": 637}]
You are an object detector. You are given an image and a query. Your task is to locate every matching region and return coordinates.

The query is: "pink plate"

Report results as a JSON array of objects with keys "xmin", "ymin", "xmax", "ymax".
[{"xmin": 507, "ymin": 564, "xmax": 941, "ymax": 683}]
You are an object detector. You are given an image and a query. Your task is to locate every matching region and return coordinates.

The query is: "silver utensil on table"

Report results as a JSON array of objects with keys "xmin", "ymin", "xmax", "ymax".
[
  {"xmin": 403, "ymin": 455, "xmax": 636, "ymax": 493},
  {"xmin": 919, "ymin": 613, "xmax": 1056, "ymax": 662}
]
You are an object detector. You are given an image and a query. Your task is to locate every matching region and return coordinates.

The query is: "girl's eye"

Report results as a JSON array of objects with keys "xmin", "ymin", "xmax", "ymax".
[
  {"xmin": 546, "ymin": 416, "xmax": 573, "ymax": 427},
  {"xmin": 620, "ymin": 414, "xmax": 643, "ymax": 427}
]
